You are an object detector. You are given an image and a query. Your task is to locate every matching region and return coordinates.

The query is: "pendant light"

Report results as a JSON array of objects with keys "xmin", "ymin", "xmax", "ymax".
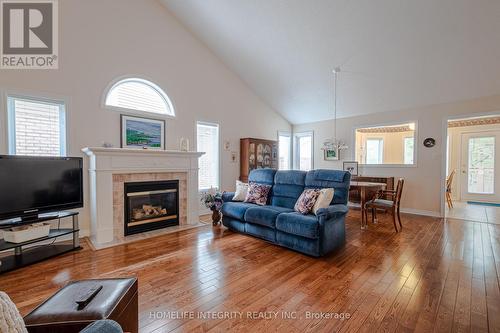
[{"xmin": 323, "ymin": 67, "xmax": 348, "ymax": 154}]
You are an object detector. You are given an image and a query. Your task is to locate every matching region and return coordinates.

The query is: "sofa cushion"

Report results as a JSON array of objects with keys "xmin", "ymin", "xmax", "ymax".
[
  {"xmin": 221, "ymin": 202, "xmax": 256, "ymax": 220},
  {"xmin": 305, "ymin": 169, "xmax": 351, "ymax": 205},
  {"xmin": 294, "ymin": 189, "xmax": 321, "ymax": 214},
  {"xmin": 312, "ymin": 188, "xmax": 335, "ymax": 215},
  {"xmin": 248, "ymin": 168, "xmax": 276, "ymax": 185},
  {"xmin": 244, "ymin": 205, "xmax": 293, "ymax": 228},
  {"xmin": 233, "ymin": 180, "xmax": 249, "ymax": 201},
  {"xmin": 276, "ymin": 212, "xmax": 320, "ymax": 239},
  {"xmin": 244, "ymin": 183, "xmax": 272, "ymax": 206},
  {"xmin": 271, "ymin": 170, "xmax": 306, "ymax": 209}
]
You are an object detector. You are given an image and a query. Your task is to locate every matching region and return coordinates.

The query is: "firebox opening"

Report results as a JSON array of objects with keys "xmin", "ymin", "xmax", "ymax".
[{"xmin": 124, "ymin": 180, "xmax": 179, "ymax": 236}]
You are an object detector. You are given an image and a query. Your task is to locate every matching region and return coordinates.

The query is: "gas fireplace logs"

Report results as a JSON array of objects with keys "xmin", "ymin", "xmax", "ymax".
[{"xmin": 132, "ymin": 204, "xmax": 168, "ymax": 221}]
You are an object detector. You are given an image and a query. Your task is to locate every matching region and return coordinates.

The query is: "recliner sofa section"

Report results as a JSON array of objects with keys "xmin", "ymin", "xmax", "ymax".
[{"xmin": 221, "ymin": 169, "xmax": 350, "ymax": 257}]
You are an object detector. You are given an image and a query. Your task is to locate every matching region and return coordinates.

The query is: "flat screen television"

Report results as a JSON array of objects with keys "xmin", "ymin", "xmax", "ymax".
[{"xmin": 0, "ymin": 155, "xmax": 83, "ymax": 221}]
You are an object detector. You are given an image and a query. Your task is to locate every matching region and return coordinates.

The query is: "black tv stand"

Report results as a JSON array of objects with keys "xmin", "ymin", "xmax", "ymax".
[{"xmin": 0, "ymin": 212, "xmax": 81, "ymax": 274}]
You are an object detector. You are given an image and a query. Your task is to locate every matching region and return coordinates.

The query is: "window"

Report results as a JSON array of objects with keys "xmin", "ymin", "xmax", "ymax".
[
  {"xmin": 366, "ymin": 139, "xmax": 384, "ymax": 164},
  {"xmin": 104, "ymin": 78, "xmax": 175, "ymax": 117},
  {"xmin": 467, "ymin": 136, "xmax": 495, "ymax": 194},
  {"xmin": 7, "ymin": 96, "xmax": 66, "ymax": 156},
  {"xmin": 197, "ymin": 122, "xmax": 219, "ymax": 190},
  {"xmin": 404, "ymin": 137, "xmax": 414, "ymax": 164},
  {"xmin": 294, "ymin": 132, "xmax": 313, "ymax": 171},
  {"xmin": 278, "ymin": 131, "xmax": 291, "ymax": 170},
  {"xmin": 355, "ymin": 122, "xmax": 416, "ymax": 165}
]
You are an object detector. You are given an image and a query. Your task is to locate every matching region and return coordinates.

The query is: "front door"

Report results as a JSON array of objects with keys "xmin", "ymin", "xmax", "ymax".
[{"xmin": 460, "ymin": 131, "xmax": 500, "ymax": 203}]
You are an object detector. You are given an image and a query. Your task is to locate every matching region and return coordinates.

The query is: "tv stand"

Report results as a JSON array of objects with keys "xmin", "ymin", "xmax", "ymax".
[{"xmin": 0, "ymin": 212, "xmax": 81, "ymax": 273}]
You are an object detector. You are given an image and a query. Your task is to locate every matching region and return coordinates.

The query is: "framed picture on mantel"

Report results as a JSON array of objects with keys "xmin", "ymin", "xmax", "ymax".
[{"xmin": 121, "ymin": 115, "xmax": 165, "ymax": 150}]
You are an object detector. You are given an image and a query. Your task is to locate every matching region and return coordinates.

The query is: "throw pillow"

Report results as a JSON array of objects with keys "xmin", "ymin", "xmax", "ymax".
[
  {"xmin": 232, "ymin": 180, "xmax": 249, "ymax": 201},
  {"xmin": 0, "ymin": 291, "xmax": 27, "ymax": 333},
  {"xmin": 244, "ymin": 182, "xmax": 272, "ymax": 206},
  {"xmin": 294, "ymin": 189, "xmax": 321, "ymax": 214},
  {"xmin": 312, "ymin": 188, "xmax": 335, "ymax": 215}
]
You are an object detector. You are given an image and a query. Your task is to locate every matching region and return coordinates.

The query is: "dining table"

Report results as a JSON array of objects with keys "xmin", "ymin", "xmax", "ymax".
[{"xmin": 349, "ymin": 181, "xmax": 387, "ymax": 229}]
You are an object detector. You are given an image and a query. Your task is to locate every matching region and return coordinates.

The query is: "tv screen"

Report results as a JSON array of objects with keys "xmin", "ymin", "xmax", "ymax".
[{"xmin": 0, "ymin": 156, "xmax": 83, "ymax": 220}]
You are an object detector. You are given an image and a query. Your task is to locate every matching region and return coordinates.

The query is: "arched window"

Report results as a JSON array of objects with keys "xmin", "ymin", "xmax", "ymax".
[{"xmin": 104, "ymin": 78, "xmax": 175, "ymax": 117}]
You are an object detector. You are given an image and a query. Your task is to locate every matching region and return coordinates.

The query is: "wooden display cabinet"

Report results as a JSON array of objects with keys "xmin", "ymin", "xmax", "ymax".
[{"xmin": 240, "ymin": 138, "xmax": 278, "ymax": 182}]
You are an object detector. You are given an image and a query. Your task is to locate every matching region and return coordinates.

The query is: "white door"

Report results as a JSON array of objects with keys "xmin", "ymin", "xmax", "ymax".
[{"xmin": 460, "ymin": 131, "xmax": 500, "ymax": 203}]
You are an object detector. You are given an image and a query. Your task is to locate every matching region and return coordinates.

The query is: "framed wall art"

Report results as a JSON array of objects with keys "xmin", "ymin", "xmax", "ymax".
[{"xmin": 121, "ymin": 115, "xmax": 165, "ymax": 149}]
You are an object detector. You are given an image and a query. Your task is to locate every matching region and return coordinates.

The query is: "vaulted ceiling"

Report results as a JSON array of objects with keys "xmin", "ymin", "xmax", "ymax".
[{"xmin": 161, "ymin": 0, "xmax": 500, "ymax": 124}]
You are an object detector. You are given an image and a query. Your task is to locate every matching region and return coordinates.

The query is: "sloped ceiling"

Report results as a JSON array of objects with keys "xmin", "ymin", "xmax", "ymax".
[{"xmin": 161, "ymin": 0, "xmax": 500, "ymax": 124}]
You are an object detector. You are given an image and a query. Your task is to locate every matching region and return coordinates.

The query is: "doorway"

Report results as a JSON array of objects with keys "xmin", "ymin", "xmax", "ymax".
[
  {"xmin": 445, "ymin": 116, "xmax": 500, "ymax": 223},
  {"xmin": 460, "ymin": 131, "xmax": 500, "ymax": 203}
]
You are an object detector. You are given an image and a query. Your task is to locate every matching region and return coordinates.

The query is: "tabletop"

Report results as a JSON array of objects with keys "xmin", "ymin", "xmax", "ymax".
[{"xmin": 350, "ymin": 181, "xmax": 387, "ymax": 188}]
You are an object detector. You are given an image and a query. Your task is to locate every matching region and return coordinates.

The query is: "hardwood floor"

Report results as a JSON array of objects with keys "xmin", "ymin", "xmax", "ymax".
[{"xmin": 1, "ymin": 212, "xmax": 499, "ymax": 332}]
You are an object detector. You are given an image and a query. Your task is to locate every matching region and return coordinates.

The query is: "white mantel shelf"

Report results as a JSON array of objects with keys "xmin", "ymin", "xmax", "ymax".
[
  {"xmin": 82, "ymin": 147, "xmax": 204, "ymax": 157},
  {"xmin": 82, "ymin": 147, "xmax": 204, "ymax": 247}
]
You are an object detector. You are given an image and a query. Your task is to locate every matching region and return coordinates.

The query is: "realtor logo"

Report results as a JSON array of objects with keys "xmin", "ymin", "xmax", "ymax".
[{"xmin": 1, "ymin": 0, "xmax": 58, "ymax": 69}]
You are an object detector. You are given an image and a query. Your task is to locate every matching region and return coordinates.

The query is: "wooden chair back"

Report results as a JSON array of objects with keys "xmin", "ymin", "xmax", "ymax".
[
  {"xmin": 395, "ymin": 178, "xmax": 404, "ymax": 208},
  {"xmin": 446, "ymin": 170, "xmax": 455, "ymax": 192}
]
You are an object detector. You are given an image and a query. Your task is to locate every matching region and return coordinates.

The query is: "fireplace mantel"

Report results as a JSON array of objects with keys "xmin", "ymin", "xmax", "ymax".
[
  {"xmin": 82, "ymin": 147, "xmax": 204, "ymax": 157},
  {"xmin": 82, "ymin": 147, "xmax": 204, "ymax": 247}
]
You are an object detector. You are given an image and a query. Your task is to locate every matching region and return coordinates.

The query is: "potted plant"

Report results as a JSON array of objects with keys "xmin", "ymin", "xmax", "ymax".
[{"xmin": 200, "ymin": 189, "xmax": 223, "ymax": 226}]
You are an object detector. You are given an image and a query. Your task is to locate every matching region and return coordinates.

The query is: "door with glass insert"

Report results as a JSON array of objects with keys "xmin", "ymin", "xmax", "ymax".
[{"xmin": 461, "ymin": 132, "xmax": 500, "ymax": 203}]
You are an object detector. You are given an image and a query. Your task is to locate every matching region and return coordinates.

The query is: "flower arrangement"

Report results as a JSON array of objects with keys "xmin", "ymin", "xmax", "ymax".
[
  {"xmin": 201, "ymin": 189, "xmax": 224, "ymax": 226},
  {"xmin": 200, "ymin": 189, "xmax": 223, "ymax": 212}
]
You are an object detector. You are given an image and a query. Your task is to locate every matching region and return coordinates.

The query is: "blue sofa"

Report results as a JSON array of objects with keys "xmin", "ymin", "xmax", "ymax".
[{"xmin": 221, "ymin": 169, "xmax": 351, "ymax": 257}]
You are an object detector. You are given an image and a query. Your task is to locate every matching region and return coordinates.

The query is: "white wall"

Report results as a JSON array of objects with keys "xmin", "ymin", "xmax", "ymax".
[
  {"xmin": 294, "ymin": 95, "xmax": 500, "ymax": 216},
  {"xmin": 0, "ymin": 0, "xmax": 291, "ymax": 235}
]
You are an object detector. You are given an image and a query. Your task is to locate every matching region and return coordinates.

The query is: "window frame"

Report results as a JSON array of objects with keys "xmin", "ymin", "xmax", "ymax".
[
  {"xmin": 103, "ymin": 76, "xmax": 176, "ymax": 119},
  {"xmin": 352, "ymin": 121, "xmax": 418, "ymax": 168},
  {"xmin": 6, "ymin": 93, "xmax": 67, "ymax": 157},
  {"xmin": 196, "ymin": 121, "xmax": 221, "ymax": 192},
  {"xmin": 278, "ymin": 130, "xmax": 292, "ymax": 170},
  {"xmin": 293, "ymin": 131, "xmax": 314, "ymax": 171}
]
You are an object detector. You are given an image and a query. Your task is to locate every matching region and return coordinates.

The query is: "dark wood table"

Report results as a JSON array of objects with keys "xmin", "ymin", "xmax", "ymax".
[{"xmin": 350, "ymin": 181, "xmax": 387, "ymax": 229}]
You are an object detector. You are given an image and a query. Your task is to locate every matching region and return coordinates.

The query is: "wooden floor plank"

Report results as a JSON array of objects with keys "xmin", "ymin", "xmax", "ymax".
[{"xmin": 0, "ymin": 213, "xmax": 498, "ymax": 332}]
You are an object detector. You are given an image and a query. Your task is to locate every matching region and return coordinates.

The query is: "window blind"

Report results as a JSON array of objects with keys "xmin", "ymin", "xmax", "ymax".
[
  {"xmin": 10, "ymin": 97, "xmax": 65, "ymax": 156},
  {"xmin": 106, "ymin": 79, "xmax": 174, "ymax": 116},
  {"xmin": 197, "ymin": 123, "xmax": 219, "ymax": 190}
]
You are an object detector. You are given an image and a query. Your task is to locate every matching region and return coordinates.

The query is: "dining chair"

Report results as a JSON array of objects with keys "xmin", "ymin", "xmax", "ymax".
[
  {"xmin": 445, "ymin": 170, "xmax": 455, "ymax": 209},
  {"xmin": 364, "ymin": 178, "xmax": 405, "ymax": 232}
]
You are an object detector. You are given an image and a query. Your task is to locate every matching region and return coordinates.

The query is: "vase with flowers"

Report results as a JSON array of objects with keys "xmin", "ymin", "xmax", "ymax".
[{"xmin": 200, "ymin": 189, "xmax": 223, "ymax": 226}]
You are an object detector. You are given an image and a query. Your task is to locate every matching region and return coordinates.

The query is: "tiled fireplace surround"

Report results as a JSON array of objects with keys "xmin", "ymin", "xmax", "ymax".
[
  {"xmin": 113, "ymin": 172, "xmax": 187, "ymax": 239},
  {"xmin": 83, "ymin": 147, "xmax": 204, "ymax": 249}
]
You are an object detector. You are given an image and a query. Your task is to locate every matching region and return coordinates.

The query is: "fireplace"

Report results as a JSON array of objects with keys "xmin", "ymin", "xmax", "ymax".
[{"xmin": 124, "ymin": 180, "xmax": 179, "ymax": 236}]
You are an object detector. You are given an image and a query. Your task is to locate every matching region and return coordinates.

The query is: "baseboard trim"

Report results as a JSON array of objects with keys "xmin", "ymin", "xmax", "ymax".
[
  {"xmin": 400, "ymin": 208, "xmax": 442, "ymax": 218},
  {"xmin": 348, "ymin": 203, "xmax": 442, "ymax": 218}
]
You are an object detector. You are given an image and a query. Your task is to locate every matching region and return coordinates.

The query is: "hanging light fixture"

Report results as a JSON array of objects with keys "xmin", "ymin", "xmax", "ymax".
[{"xmin": 323, "ymin": 67, "xmax": 348, "ymax": 154}]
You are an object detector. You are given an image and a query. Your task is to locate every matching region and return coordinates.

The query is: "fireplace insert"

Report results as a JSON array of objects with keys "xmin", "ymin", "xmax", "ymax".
[{"xmin": 124, "ymin": 180, "xmax": 179, "ymax": 236}]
